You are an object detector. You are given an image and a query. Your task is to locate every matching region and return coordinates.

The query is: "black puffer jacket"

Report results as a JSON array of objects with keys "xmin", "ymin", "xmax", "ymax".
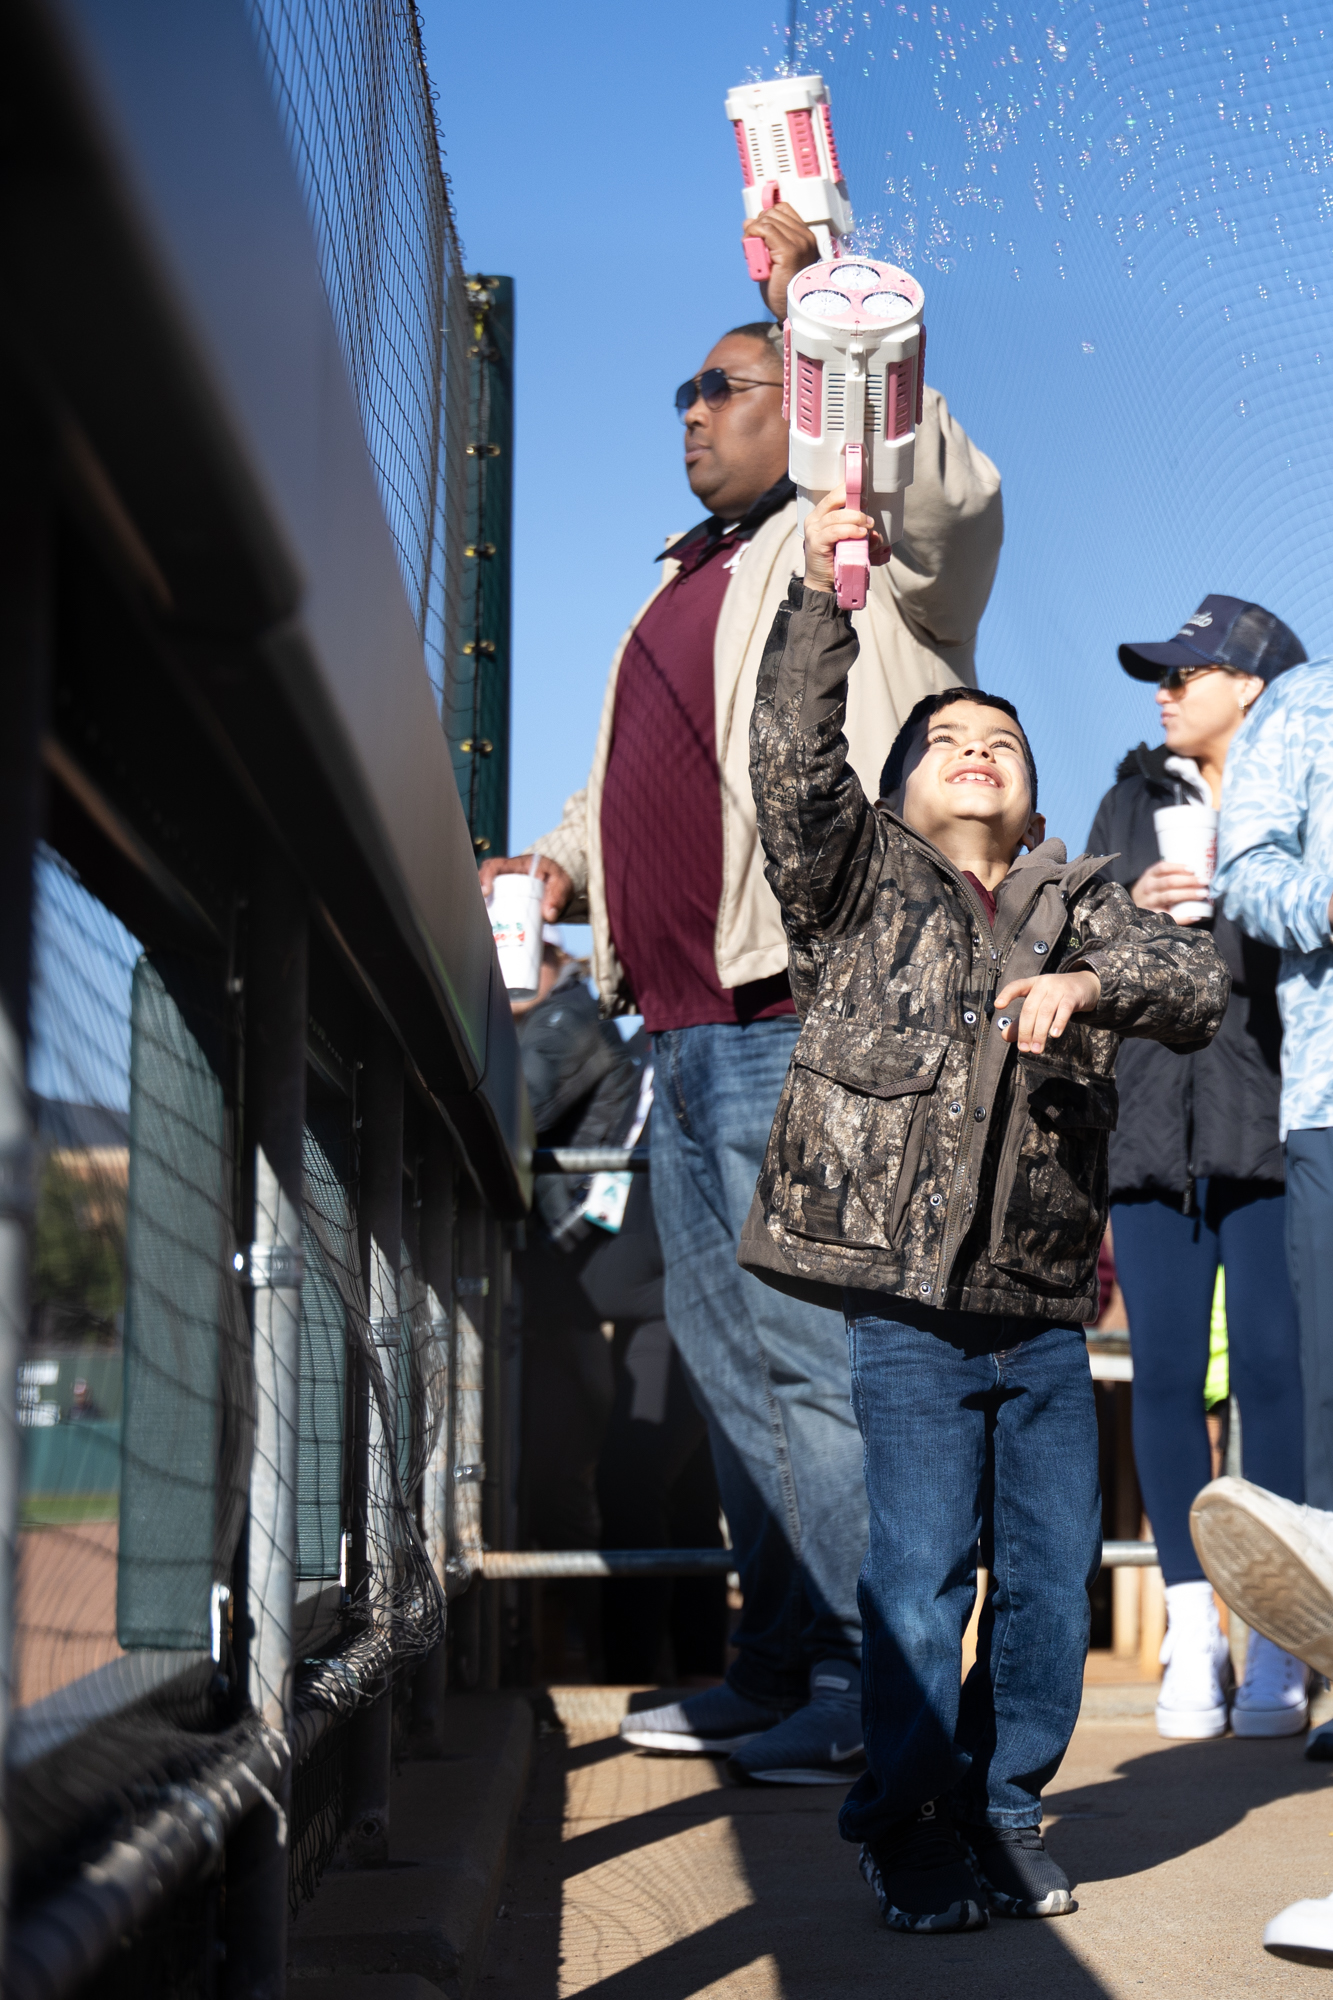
[
  {"xmin": 1087, "ymin": 741, "xmax": 1283, "ymax": 1198},
  {"xmin": 516, "ymin": 969, "xmax": 642, "ymax": 1242}
]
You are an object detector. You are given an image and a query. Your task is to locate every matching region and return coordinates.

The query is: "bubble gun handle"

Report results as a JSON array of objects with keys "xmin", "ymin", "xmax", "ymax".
[
  {"xmin": 834, "ymin": 443, "xmax": 869, "ymax": 612},
  {"xmin": 742, "ymin": 182, "xmax": 781, "ymax": 281}
]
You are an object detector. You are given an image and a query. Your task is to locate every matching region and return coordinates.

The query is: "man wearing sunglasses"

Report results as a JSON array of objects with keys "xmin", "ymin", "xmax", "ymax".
[{"xmin": 481, "ymin": 239, "xmax": 1002, "ymax": 1783}]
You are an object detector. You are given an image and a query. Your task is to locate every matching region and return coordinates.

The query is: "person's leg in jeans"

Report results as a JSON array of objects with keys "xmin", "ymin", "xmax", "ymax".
[
  {"xmin": 1109, "ymin": 1194, "xmax": 1218, "ymax": 1582},
  {"xmin": 1214, "ymin": 1181, "xmax": 1304, "ymax": 1503},
  {"xmin": 839, "ymin": 1305, "xmax": 1098, "ymax": 1845},
  {"xmin": 1213, "ymin": 1179, "xmax": 1312, "ymax": 1732},
  {"xmin": 1285, "ymin": 1131, "xmax": 1333, "ymax": 1511},
  {"xmin": 1112, "ymin": 1188, "xmax": 1236, "ymax": 1735},
  {"xmin": 651, "ymin": 1018, "xmax": 865, "ymax": 1704}
]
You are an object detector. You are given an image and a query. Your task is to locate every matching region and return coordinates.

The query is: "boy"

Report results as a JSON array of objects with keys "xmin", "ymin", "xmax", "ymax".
[{"xmin": 740, "ymin": 490, "xmax": 1230, "ymax": 1933}]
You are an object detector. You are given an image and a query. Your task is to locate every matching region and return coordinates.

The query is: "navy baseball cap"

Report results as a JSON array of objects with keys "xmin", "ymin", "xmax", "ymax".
[{"xmin": 1118, "ymin": 594, "xmax": 1307, "ymax": 684}]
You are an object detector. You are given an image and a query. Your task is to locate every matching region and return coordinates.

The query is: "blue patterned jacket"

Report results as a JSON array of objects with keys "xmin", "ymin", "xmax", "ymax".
[{"xmin": 1215, "ymin": 659, "xmax": 1333, "ymax": 1137}]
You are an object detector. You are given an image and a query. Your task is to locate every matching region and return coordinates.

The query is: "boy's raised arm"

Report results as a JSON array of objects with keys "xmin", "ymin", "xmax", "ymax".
[
  {"xmin": 749, "ymin": 574, "xmax": 883, "ymax": 949},
  {"xmin": 749, "ymin": 488, "xmax": 889, "ymax": 952}
]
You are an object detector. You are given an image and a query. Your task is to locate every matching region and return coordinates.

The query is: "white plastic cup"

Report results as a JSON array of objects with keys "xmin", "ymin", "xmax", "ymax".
[
  {"xmin": 1152, "ymin": 804, "xmax": 1218, "ymax": 923},
  {"xmin": 488, "ymin": 873, "xmax": 545, "ymax": 998}
]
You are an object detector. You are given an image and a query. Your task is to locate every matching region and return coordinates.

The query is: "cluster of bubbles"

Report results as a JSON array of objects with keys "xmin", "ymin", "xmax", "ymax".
[
  {"xmin": 761, "ymin": 5, "xmax": 1330, "ymax": 339},
  {"xmin": 741, "ymin": 2, "xmax": 1333, "ymax": 840}
]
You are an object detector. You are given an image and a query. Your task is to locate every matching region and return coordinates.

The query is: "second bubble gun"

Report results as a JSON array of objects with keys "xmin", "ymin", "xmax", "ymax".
[{"xmin": 784, "ymin": 257, "xmax": 926, "ymax": 612}]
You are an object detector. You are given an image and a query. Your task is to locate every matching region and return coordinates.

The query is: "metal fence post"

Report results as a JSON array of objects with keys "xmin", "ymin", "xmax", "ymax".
[
  {"xmin": 223, "ymin": 855, "xmax": 308, "ymax": 1998},
  {"xmin": 411, "ymin": 1127, "xmax": 454, "ymax": 1753},
  {"xmin": 450, "ymin": 1194, "xmax": 488, "ymax": 1686},
  {"xmin": 345, "ymin": 1027, "xmax": 401, "ymax": 1863},
  {"xmin": 0, "ymin": 412, "xmax": 51, "ymax": 1960}
]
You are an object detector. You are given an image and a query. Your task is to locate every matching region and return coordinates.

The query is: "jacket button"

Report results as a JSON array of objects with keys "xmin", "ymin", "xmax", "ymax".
[
  {"xmin": 929, "ymin": 1193, "xmax": 942, "ymax": 1207},
  {"xmin": 996, "ymin": 1016, "xmax": 1012, "ymax": 1032},
  {"xmin": 949, "ymin": 1100, "xmax": 962, "ymax": 1115},
  {"xmin": 1033, "ymin": 940, "xmax": 1050, "ymax": 955},
  {"xmin": 919, "ymin": 1282, "xmax": 932, "ymax": 1295},
  {"xmin": 962, "ymin": 1009, "xmax": 977, "ymax": 1026},
  {"xmin": 974, "ymin": 1106, "xmax": 987, "ymax": 1121}
]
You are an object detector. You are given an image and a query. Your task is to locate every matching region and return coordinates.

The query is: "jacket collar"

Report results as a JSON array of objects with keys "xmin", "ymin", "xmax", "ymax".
[
  {"xmin": 655, "ymin": 474, "xmax": 797, "ymax": 565},
  {"xmin": 882, "ymin": 814, "xmax": 1113, "ymax": 905}
]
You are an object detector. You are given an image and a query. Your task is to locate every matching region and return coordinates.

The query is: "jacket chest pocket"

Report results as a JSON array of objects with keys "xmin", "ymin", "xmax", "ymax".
[
  {"xmin": 988, "ymin": 1058, "xmax": 1118, "ymax": 1290},
  {"xmin": 775, "ymin": 1026, "xmax": 949, "ymax": 1249}
]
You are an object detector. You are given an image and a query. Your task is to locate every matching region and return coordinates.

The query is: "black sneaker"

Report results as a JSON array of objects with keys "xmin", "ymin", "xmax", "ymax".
[
  {"xmin": 859, "ymin": 1799, "xmax": 989, "ymax": 1935},
  {"xmin": 966, "ymin": 1825, "xmax": 1076, "ymax": 1918}
]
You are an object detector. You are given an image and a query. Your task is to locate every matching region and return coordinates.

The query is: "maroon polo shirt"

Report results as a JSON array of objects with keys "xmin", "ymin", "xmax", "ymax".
[{"xmin": 600, "ymin": 528, "xmax": 795, "ymax": 1033}]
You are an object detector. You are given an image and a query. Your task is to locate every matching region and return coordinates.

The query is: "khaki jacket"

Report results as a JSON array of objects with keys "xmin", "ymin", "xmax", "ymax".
[
  {"xmin": 533, "ymin": 386, "xmax": 1004, "ymax": 1014},
  {"xmin": 739, "ymin": 582, "xmax": 1231, "ymax": 1320}
]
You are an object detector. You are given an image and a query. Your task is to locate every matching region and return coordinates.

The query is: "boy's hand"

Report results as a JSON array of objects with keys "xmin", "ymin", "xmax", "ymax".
[
  {"xmin": 803, "ymin": 485, "xmax": 887, "ymax": 594},
  {"xmin": 994, "ymin": 971, "xmax": 1101, "ymax": 1055}
]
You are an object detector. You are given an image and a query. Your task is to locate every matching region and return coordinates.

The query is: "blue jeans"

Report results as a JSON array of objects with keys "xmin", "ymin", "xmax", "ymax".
[
  {"xmin": 1112, "ymin": 1179, "xmax": 1304, "ymax": 1584},
  {"xmin": 839, "ymin": 1302, "xmax": 1100, "ymax": 1841},
  {"xmin": 651, "ymin": 1018, "xmax": 866, "ymax": 1702},
  {"xmin": 1285, "ymin": 1133, "xmax": 1333, "ymax": 1510}
]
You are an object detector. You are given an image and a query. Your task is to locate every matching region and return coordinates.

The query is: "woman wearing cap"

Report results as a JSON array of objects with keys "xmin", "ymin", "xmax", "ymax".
[{"xmin": 1088, "ymin": 596, "xmax": 1308, "ymax": 1741}]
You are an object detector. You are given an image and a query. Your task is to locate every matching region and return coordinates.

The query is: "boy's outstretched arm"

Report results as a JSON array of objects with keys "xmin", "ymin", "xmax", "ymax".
[
  {"xmin": 1056, "ymin": 877, "xmax": 1231, "ymax": 1050},
  {"xmin": 750, "ymin": 489, "xmax": 888, "ymax": 948}
]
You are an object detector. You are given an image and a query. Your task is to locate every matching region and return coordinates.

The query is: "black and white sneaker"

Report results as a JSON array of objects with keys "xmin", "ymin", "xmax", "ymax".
[
  {"xmin": 859, "ymin": 1799, "xmax": 989, "ymax": 1935},
  {"xmin": 966, "ymin": 1825, "xmax": 1076, "ymax": 1918}
]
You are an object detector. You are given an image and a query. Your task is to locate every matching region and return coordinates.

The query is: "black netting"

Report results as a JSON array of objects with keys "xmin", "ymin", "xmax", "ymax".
[{"xmin": 245, "ymin": 0, "xmax": 468, "ymax": 714}]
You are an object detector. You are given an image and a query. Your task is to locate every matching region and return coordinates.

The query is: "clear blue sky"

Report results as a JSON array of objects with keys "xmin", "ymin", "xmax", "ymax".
[{"xmin": 421, "ymin": 0, "xmax": 1333, "ymax": 863}]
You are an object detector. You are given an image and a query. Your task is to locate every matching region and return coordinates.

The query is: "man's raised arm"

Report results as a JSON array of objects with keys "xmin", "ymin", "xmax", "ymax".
[{"xmin": 889, "ymin": 386, "xmax": 1003, "ymax": 654}]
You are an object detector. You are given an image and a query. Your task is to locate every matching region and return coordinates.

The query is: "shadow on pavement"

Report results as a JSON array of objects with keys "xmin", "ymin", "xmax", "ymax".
[{"xmin": 1046, "ymin": 1730, "xmax": 1333, "ymax": 1890}]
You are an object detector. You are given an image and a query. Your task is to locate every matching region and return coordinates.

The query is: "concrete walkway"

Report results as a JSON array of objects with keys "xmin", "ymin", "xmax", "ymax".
[{"xmin": 479, "ymin": 1687, "xmax": 1333, "ymax": 2000}]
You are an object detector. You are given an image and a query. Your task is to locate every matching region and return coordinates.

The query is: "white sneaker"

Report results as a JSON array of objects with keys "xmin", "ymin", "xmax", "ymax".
[
  {"xmin": 1155, "ymin": 1580, "xmax": 1231, "ymax": 1739},
  {"xmin": 1265, "ymin": 1890, "xmax": 1333, "ymax": 1964},
  {"xmin": 1191, "ymin": 1477, "xmax": 1333, "ymax": 1677},
  {"xmin": 1233, "ymin": 1631, "xmax": 1310, "ymax": 1738}
]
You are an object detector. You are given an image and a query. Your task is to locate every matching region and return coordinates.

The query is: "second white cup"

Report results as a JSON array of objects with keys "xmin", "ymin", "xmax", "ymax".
[{"xmin": 1152, "ymin": 804, "xmax": 1218, "ymax": 923}]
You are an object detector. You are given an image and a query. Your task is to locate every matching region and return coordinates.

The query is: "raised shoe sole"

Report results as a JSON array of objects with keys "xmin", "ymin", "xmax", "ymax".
[
  {"xmin": 619, "ymin": 1725, "xmax": 768, "ymax": 1755},
  {"xmin": 1192, "ymin": 1478, "xmax": 1333, "ymax": 1677},
  {"xmin": 1231, "ymin": 1700, "xmax": 1309, "ymax": 1739},
  {"xmin": 1265, "ymin": 1901, "xmax": 1333, "ymax": 1964},
  {"xmin": 1155, "ymin": 1699, "xmax": 1228, "ymax": 1740}
]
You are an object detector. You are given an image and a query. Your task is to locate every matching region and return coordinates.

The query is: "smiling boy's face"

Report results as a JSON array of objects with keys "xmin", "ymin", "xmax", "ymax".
[{"xmin": 896, "ymin": 701, "xmax": 1044, "ymax": 864}]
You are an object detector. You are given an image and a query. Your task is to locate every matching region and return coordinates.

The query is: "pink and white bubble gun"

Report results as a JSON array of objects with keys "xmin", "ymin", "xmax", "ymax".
[
  {"xmin": 725, "ymin": 75, "xmax": 853, "ymax": 283},
  {"xmin": 783, "ymin": 258, "xmax": 927, "ymax": 612}
]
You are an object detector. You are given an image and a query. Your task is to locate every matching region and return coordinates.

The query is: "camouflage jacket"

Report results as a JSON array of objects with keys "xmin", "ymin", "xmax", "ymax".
[{"xmin": 739, "ymin": 580, "xmax": 1231, "ymax": 1322}]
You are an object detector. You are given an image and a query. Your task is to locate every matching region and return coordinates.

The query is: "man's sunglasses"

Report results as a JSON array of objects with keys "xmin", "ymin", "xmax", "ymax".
[{"xmin": 674, "ymin": 369, "xmax": 782, "ymax": 421}]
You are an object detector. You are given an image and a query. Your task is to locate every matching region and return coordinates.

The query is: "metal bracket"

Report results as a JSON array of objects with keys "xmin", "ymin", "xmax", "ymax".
[{"xmin": 241, "ymin": 1242, "xmax": 305, "ymax": 1288}]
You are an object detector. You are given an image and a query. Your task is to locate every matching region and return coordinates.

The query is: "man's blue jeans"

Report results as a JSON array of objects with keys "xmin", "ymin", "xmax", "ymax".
[
  {"xmin": 651, "ymin": 1018, "xmax": 866, "ymax": 1703},
  {"xmin": 839, "ymin": 1300, "xmax": 1101, "ymax": 1841}
]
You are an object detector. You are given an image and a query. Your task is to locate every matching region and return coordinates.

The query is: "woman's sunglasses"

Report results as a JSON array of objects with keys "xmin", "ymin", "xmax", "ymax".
[
  {"xmin": 674, "ymin": 369, "xmax": 782, "ymax": 421},
  {"xmin": 1158, "ymin": 663, "xmax": 1231, "ymax": 692}
]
